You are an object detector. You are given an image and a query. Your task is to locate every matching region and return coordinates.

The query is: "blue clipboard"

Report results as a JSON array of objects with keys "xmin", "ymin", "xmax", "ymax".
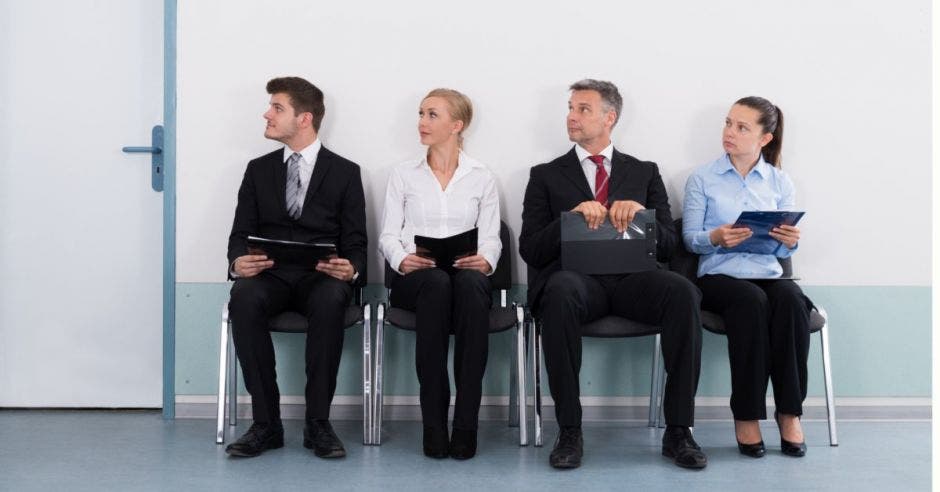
[{"xmin": 718, "ymin": 211, "xmax": 805, "ymax": 255}]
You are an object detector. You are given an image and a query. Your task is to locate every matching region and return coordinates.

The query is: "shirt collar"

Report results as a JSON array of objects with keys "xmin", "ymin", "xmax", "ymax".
[
  {"xmin": 575, "ymin": 142, "xmax": 614, "ymax": 164},
  {"xmin": 283, "ymin": 138, "xmax": 322, "ymax": 165},
  {"xmin": 416, "ymin": 150, "xmax": 483, "ymax": 169},
  {"xmin": 716, "ymin": 153, "xmax": 771, "ymax": 178}
]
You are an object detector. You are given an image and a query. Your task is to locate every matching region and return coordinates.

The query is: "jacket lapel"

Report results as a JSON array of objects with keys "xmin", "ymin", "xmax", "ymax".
[
  {"xmin": 607, "ymin": 149, "xmax": 631, "ymax": 199},
  {"xmin": 271, "ymin": 150, "xmax": 288, "ymax": 215},
  {"xmin": 301, "ymin": 146, "xmax": 333, "ymax": 214},
  {"xmin": 558, "ymin": 147, "xmax": 594, "ymax": 201}
]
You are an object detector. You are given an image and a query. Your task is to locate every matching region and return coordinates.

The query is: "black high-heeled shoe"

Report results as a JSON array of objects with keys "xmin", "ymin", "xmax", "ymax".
[
  {"xmin": 737, "ymin": 440, "xmax": 766, "ymax": 458},
  {"xmin": 423, "ymin": 426, "xmax": 450, "ymax": 459},
  {"xmin": 774, "ymin": 411, "xmax": 807, "ymax": 457},
  {"xmin": 448, "ymin": 428, "xmax": 478, "ymax": 460}
]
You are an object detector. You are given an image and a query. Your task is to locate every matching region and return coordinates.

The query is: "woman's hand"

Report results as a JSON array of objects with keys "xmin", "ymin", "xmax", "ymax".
[
  {"xmin": 769, "ymin": 224, "xmax": 800, "ymax": 249},
  {"xmin": 709, "ymin": 224, "xmax": 753, "ymax": 248},
  {"xmin": 454, "ymin": 254, "xmax": 492, "ymax": 274},
  {"xmin": 399, "ymin": 254, "xmax": 436, "ymax": 274}
]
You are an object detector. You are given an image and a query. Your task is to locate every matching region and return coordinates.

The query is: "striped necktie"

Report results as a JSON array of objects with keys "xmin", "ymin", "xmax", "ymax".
[
  {"xmin": 285, "ymin": 152, "xmax": 303, "ymax": 219},
  {"xmin": 589, "ymin": 154, "xmax": 609, "ymax": 207}
]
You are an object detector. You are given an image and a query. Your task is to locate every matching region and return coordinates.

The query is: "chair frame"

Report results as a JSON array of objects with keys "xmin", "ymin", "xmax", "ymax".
[
  {"xmin": 215, "ymin": 288, "xmax": 373, "ymax": 445},
  {"xmin": 527, "ymin": 311, "xmax": 667, "ymax": 447},
  {"xmin": 371, "ymin": 222, "xmax": 528, "ymax": 446}
]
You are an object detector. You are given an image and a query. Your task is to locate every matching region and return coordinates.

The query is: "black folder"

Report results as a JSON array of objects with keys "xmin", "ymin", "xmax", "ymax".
[
  {"xmin": 414, "ymin": 228, "xmax": 478, "ymax": 275},
  {"xmin": 246, "ymin": 236, "xmax": 337, "ymax": 269},
  {"xmin": 719, "ymin": 210, "xmax": 805, "ymax": 255},
  {"xmin": 560, "ymin": 210, "xmax": 657, "ymax": 275}
]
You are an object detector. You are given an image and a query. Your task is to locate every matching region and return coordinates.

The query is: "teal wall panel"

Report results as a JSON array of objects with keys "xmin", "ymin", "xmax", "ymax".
[{"xmin": 175, "ymin": 283, "xmax": 930, "ymax": 398}]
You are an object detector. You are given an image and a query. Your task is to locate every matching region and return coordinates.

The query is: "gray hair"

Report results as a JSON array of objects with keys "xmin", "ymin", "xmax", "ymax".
[{"xmin": 569, "ymin": 79, "xmax": 623, "ymax": 126}]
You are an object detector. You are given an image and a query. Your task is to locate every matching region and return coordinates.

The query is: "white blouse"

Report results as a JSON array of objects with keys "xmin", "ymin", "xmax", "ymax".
[{"xmin": 378, "ymin": 152, "xmax": 502, "ymax": 275}]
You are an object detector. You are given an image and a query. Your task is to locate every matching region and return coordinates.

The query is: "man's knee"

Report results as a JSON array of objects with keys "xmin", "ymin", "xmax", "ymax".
[
  {"xmin": 303, "ymin": 277, "xmax": 352, "ymax": 314},
  {"xmin": 542, "ymin": 271, "xmax": 585, "ymax": 303},
  {"xmin": 230, "ymin": 277, "xmax": 274, "ymax": 316}
]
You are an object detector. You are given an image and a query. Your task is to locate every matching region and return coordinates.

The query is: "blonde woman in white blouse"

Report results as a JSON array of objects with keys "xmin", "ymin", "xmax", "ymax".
[{"xmin": 378, "ymin": 88, "xmax": 501, "ymax": 460}]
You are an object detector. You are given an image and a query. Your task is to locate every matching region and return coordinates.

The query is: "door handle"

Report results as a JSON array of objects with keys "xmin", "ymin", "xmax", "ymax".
[{"xmin": 123, "ymin": 125, "xmax": 164, "ymax": 192}]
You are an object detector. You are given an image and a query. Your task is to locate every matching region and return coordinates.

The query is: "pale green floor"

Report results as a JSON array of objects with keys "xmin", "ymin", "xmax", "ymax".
[{"xmin": 0, "ymin": 410, "xmax": 929, "ymax": 491}]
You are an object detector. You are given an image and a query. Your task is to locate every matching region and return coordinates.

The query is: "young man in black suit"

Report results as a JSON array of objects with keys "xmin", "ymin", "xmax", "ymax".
[
  {"xmin": 519, "ymin": 79, "xmax": 706, "ymax": 470},
  {"xmin": 225, "ymin": 77, "xmax": 367, "ymax": 459}
]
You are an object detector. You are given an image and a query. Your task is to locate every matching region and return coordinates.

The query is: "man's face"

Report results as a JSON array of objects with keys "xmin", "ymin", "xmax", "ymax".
[
  {"xmin": 566, "ymin": 90, "xmax": 615, "ymax": 148},
  {"xmin": 263, "ymin": 93, "xmax": 304, "ymax": 143}
]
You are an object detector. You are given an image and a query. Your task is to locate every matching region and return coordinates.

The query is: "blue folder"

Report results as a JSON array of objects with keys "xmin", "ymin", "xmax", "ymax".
[{"xmin": 718, "ymin": 211, "xmax": 805, "ymax": 255}]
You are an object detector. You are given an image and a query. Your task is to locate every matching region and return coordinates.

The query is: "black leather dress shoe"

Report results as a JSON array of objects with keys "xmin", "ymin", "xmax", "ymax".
[
  {"xmin": 737, "ymin": 440, "xmax": 766, "ymax": 458},
  {"xmin": 423, "ymin": 426, "xmax": 449, "ymax": 459},
  {"xmin": 303, "ymin": 420, "xmax": 346, "ymax": 458},
  {"xmin": 774, "ymin": 411, "xmax": 807, "ymax": 457},
  {"xmin": 549, "ymin": 427, "xmax": 583, "ymax": 469},
  {"xmin": 448, "ymin": 428, "xmax": 477, "ymax": 460},
  {"xmin": 662, "ymin": 426, "xmax": 707, "ymax": 469},
  {"xmin": 225, "ymin": 421, "xmax": 284, "ymax": 457}
]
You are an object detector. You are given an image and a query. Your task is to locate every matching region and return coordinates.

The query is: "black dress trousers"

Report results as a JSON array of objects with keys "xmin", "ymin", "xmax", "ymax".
[
  {"xmin": 390, "ymin": 268, "xmax": 492, "ymax": 431},
  {"xmin": 697, "ymin": 274, "xmax": 812, "ymax": 420},
  {"xmin": 229, "ymin": 268, "xmax": 351, "ymax": 424},
  {"xmin": 538, "ymin": 269, "xmax": 702, "ymax": 428}
]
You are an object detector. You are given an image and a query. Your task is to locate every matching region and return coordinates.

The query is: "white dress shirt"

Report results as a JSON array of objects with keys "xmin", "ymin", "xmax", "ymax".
[
  {"xmin": 379, "ymin": 151, "xmax": 502, "ymax": 275},
  {"xmin": 574, "ymin": 142, "xmax": 613, "ymax": 196},
  {"xmin": 282, "ymin": 138, "xmax": 322, "ymax": 211}
]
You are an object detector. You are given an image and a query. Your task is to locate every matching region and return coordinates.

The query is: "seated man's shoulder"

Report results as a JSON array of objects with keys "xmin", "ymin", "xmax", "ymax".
[{"xmin": 320, "ymin": 147, "xmax": 360, "ymax": 171}]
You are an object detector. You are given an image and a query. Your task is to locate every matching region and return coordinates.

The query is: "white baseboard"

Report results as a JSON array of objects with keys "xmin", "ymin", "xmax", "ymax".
[{"xmin": 174, "ymin": 395, "xmax": 931, "ymax": 421}]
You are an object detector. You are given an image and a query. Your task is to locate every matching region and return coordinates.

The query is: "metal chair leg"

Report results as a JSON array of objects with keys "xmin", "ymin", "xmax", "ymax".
[
  {"xmin": 531, "ymin": 317, "xmax": 543, "ymax": 447},
  {"xmin": 817, "ymin": 308, "xmax": 838, "ymax": 446},
  {"xmin": 508, "ymin": 321, "xmax": 519, "ymax": 429},
  {"xmin": 216, "ymin": 305, "xmax": 229, "ymax": 444},
  {"xmin": 648, "ymin": 333, "xmax": 661, "ymax": 427},
  {"xmin": 372, "ymin": 303, "xmax": 386, "ymax": 445},
  {"xmin": 227, "ymin": 323, "xmax": 237, "ymax": 427},
  {"xmin": 653, "ymin": 334, "xmax": 666, "ymax": 428},
  {"xmin": 362, "ymin": 303, "xmax": 373, "ymax": 445},
  {"xmin": 515, "ymin": 305, "xmax": 528, "ymax": 445}
]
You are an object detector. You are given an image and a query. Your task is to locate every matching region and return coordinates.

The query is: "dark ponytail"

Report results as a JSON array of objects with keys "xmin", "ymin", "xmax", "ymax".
[{"xmin": 735, "ymin": 96, "xmax": 784, "ymax": 168}]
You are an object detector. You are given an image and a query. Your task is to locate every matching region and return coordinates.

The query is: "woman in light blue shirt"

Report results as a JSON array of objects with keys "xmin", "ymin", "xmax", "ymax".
[{"xmin": 683, "ymin": 97, "xmax": 814, "ymax": 459}]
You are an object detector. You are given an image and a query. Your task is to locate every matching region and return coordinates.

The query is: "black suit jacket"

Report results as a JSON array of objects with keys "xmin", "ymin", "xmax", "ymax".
[
  {"xmin": 519, "ymin": 147, "xmax": 676, "ymax": 308},
  {"xmin": 227, "ymin": 146, "xmax": 368, "ymax": 285}
]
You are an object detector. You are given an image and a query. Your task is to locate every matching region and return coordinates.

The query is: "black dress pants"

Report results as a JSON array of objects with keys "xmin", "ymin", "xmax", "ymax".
[
  {"xmin": 390, "ymin": 268, "xmax": 492, "ymax": 431},
  {"xmin": 697, "ymin": 275, "xmax": 812, "ymax": 420},
  {"xmin": 229, "ymin": 269, "xmax": 351, "ymax": 424},
  {"xmin": 538, "ymin": 269, "xmax": 702, "ymax": 428}
]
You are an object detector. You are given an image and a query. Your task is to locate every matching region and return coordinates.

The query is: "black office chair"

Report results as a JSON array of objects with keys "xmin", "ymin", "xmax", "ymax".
[
  {"xmin": 371, "ymin": 221, "xmax": 527, "ymax": 446},
  {"xmin": 216, "ymin": 287, "xmax": 373, "ymax": 445},
  {"xmin": 670, "ymin": 218, "xmax": 837, "ymax": 446},
  {"xmin": 526, "ymin": 269, "xmax": 668, "ymax": 447}
]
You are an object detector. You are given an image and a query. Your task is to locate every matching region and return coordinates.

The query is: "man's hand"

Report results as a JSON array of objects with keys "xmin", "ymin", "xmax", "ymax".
[
  {"xmin": 233, "ymin": 254, "xmax": 274, "ymax": 278},
  {"xmin": 316, "ymin": 257, "xmax": 356, "ymax": 282},
  {"xmin": 608, "ymin": 200, "xmax": 646, "ymax": 233},
  {"xmin": 709, "ymin": 224, "xmax": 753, "ymax": 248},
  {"xmin": 769, "ymin": 224, "xmax": 800, "ymax": 249},
  {"xmin": 572, "ymin": 200, "xmax": 608, "ymax": 230},
  {"xmin": 454, "ymin": 254, "xmax": 492, "ymax": 274},
  {"xmin": 399, "ymin": 254, "xmax": 436, "ymax": 274}
]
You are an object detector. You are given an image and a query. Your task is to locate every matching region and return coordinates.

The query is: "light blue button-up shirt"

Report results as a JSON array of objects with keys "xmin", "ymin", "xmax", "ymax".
[{"xmin": 682, "ymin": 154, "xmax": 798, "ymax": 278}]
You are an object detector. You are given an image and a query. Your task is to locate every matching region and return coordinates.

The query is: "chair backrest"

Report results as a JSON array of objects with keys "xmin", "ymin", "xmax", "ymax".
[
  {"xmin": 383, "ymin": 221, "xmax": 513, "ymax": 290},
  {"xmin": 672, "ymin": 217, "xmax": 794, "ymax": 278}
]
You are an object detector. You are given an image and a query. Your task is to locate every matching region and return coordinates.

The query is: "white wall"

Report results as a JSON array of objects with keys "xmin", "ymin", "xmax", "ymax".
[{"xmin": 177, "ymin": 0, "xmax": 931, "ymax": 287}]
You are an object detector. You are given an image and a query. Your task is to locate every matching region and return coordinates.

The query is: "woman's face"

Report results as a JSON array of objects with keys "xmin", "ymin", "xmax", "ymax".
[
  {"xmin": 418, "ymin": 96, "xmax": 462, "ymax": 147},
  {"xmin": 722, "ymin": 104, "xmax": 773, "ymax": 159}
]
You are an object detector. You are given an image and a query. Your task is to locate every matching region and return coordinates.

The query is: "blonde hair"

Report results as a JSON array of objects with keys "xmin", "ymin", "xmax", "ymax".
[{"xmin": 423, "ymin": 88, "xmax": 473, "ymax": 147}]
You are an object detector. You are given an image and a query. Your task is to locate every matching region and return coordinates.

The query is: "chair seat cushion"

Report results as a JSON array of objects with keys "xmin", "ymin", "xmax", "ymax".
[
  {"xmin": 702, "ymin": 308, "xmax": 826, "ymax": 335},
  {"xmin": 386, "ymin": 306, "xmax": 519, "ymax": 333},
  {"xmin": 268, "ymin": 306, "xmax": 364, "ymax": 333},
  {"xmin": 580, "ymin": 316, "xmax": 661, "ymax": 338}
]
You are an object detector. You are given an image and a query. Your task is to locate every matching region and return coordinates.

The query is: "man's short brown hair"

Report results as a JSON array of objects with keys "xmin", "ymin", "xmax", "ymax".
[{"xmin": 266, "ymin": 77, "xmax": 325, "ymax": 131}]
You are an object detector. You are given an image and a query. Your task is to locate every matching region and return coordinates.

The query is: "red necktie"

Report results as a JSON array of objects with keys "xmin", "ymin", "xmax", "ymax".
[{"xmin": 589, "ymin": 155, "xmax": 608, "ymax": 207}]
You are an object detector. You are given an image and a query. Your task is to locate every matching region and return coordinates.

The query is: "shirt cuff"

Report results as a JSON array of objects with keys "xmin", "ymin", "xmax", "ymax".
[
  {"xmin": 481, "ymin": 251, "xmax": 499, "ymax": 277},
  {"xmin": 391, "ymin": 250, "xmax": 409, "ymax": 275},
  {"xmin": 229, "ymin": 261, "xmax": 240, "ymax": 279},
  {"xmin": 691, "ymin": 230, "xmax": 719, "ymax": 254}
]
